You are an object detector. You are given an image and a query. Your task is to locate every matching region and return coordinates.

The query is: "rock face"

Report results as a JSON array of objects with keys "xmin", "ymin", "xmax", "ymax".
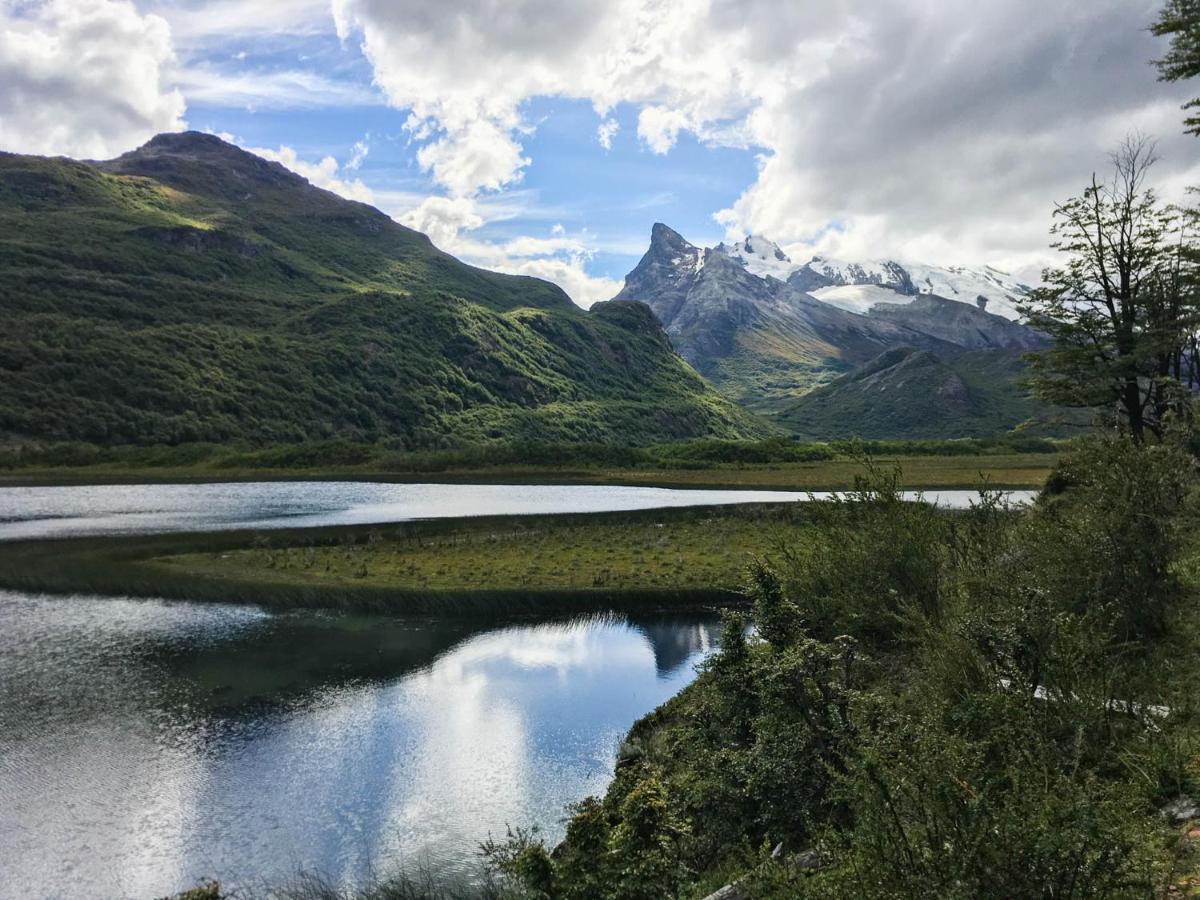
[{"xmin": 613, "ymin": 225, "xmax": 1048, "ymax": 432}]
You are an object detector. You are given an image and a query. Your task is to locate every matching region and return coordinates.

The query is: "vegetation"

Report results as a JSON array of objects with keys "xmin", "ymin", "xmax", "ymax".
[
  {"xmin": 155, "ymin": 506, "xmax": 806, "ymax": 595},
  {"xmin": 1021, "ymin": 136, "xmax": 1199, "ymax": 442},
  {"xmin": 481, "ymin": 436, "xmax": 1200, "ymax": 899},
  {"xmin": 0, "ymin": 437, "xmax": 1062, "ymax": 490},
  {"xmin": 0, "ymin": 134, "xmax": 765, "ymax": 448},
  {"xmin": 777, "ymin": 348, "xmax": 1080, "ymax": 440},
  {"xmin": 1154, "ymin": 0, "xmax": 1200, "ymax": 135}
]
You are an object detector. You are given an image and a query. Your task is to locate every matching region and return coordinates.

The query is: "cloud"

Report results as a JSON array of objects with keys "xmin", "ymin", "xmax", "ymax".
[
  {"xmin": 345, "ymin": 138, "xmax": 369, "ymax": 171},
  {"xmin": 0, "ymin": 0, "xmax": 186, "ymax": 158},
  {"xmin": 394, "ymin": 193, "xmax": 620, "ymax": 308},
  {"xmin": 413, "ymin": 118, "xmax": 531, "ymax": 197},
  {"xmin": 175, "ymin": 66, "xmax": 381, "ymax": 109},
  {"xmin": 396, "ymin": 196, "xmax": 484, "ymax": 247},
  {"xmin": 637, "ymin": 107, "xmax": 689, "ymax": 154},
  {"xmin": 242, "ymin": 143, "xmax": 374, "ymax": 203},
  {"xmin": 333, "ymin": 0, "xmax": 1195, "ymax": 272},
  {"xmin": 597, "ymin": 117, "xmax": 619, "ymax": 150}
]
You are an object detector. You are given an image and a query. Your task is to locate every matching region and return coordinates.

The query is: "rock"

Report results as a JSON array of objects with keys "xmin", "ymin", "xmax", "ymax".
[
  {"xmin": 794, "ymin": 848, "xmax": 823, "ymax": 870},
  {"xmin": 1163, "ymin": 795, "xmax": 1200, "ymax": 824},
  {"xmin": 700, "ymin": 885, "xmax": 748, "ymax": 900}
]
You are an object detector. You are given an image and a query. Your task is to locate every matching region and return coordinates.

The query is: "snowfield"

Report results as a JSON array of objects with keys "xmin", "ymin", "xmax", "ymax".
[
  {"xmin": 809, "ymin": 284, "xmax": 917, "ymax": 316},
  {"xmin": 710, "ymin": 237, "xmax": 1033, "ymax": 321}
]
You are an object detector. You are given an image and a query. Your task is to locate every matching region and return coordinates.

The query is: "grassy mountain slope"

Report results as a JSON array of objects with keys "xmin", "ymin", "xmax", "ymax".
[
  {"xmin": 0, "ymin": 133, "xmax": 767, "ymax": 446},
  {"xmin": 777, "ymin": 347, "xmax": 1073, "ymax": 440}
]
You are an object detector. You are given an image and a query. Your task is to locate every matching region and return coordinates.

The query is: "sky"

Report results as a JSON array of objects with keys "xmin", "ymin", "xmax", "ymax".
[{"xmin": 1, "ymin": 0, "xmax": 1197, "ymax": 307}]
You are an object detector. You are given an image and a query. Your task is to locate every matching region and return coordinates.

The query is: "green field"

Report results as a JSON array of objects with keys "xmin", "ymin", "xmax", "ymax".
[
  {"xmin": 0, "ymin": 436, "xmax": 1061, "ymax": 490},
  {"xmin": 154, "ymin": 506, "xmax": 809, "ymax": 596}
]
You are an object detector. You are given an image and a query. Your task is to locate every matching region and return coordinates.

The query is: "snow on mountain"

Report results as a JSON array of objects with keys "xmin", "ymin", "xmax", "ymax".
[
  {"xmin": 807, "ymin": 255, "xmax": 1032, "ymax": 321},
  {"xmin": 809, "ymin": 284, "xmax": 916, "ymax": 316},
  {"xmin": 714, "ymin": 235, "xmax": 796, "ymax": 282},
  {"xmin": 710, "ymin": 238, "xmax": 1034, "ymax": 321}
]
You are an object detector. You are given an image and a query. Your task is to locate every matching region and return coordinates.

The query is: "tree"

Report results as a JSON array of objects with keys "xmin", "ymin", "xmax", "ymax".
[
  {"xmin": 1022, "ymin": 136, "xmax": 1197, "ymax": 441},
  {"xmin": 1153, "ymin": 0, "xmax": 1200, "ymax": 135}
]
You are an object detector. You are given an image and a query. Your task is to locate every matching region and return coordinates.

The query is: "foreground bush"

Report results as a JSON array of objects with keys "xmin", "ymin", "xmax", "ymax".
[{"xmin": 487, "ymin": 435, "xmax": 1200, "ymax": 899}]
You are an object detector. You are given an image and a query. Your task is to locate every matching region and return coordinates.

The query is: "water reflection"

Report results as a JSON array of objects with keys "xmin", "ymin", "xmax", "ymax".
[
  {"xmin": 0, "ymin": 481, "xmax": 1034, "ymax": 540},
  {"xmin": 0, "ymin": 592, "xmax": 720, "ymax": 899}
]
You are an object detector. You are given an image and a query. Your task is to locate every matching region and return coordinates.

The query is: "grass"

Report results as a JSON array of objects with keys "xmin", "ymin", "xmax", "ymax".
[
  {"xmin": 0, "ymin": 444, "xmax": 1060, "ymax": 490},
  {"xmin": 154, "ymin": 506, "xmax": 806, "ymax": 595},
  {"xmin": 0, "ymin": 506, "xmax": 813, "ymax": 615}
]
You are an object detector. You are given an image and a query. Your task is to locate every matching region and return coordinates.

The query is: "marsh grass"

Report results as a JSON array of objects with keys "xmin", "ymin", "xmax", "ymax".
[{"xmin": 0, "ymin": 505, "xmax": 807, "ymax": 614}]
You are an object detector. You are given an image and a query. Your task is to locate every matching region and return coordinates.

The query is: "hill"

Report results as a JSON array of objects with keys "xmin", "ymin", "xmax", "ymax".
[
  {"xmin": 775, "ymin": 347, "xmax": 1068, "ymax": 440},
  {"xmin": 0, "ymin": 134, "xmax": 767, "ymax": 447}
]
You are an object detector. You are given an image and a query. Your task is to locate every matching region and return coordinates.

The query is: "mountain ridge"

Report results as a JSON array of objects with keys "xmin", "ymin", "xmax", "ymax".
[{"xmin": 0, "ymin": 134, "xmax": 769, "ymax": 447}]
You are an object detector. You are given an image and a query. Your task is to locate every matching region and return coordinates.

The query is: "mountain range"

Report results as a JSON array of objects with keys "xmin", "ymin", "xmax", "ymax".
[
  {"xmin": 612, "ymin": 224, "xmax": 1064, "ymax": 438},
  {"xmin": 0, "ymin": 133, "xmax": 767, "ymax": 448}
]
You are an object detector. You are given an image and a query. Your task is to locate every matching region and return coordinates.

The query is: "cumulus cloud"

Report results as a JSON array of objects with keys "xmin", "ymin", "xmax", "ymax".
[
  {"xmin": 333, "ymin": 0, "xmax": 1196, "ymax": 274},
  {"xmin": 243, "ymin": 143, "xmax": 374, "ymax": 203},
  {"xmin": 395, "ymin": 194, "xmax": 620, "ymax": 307},
  {"xmin": 637, "ymin": 107, "xmax": 690, "ymax": 155},
  {"xmin": 0, "ymin": 0, "xmax": 186, "ymax": 158},
  {"xmin": 396, "ymin": 196, "xmax": 485, "ymax": 247}
]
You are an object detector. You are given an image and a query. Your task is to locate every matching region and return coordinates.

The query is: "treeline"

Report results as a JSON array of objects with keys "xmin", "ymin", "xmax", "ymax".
[{"xmin": 0, "ymin": 435, "xmax": 1065, "ymax": 473}]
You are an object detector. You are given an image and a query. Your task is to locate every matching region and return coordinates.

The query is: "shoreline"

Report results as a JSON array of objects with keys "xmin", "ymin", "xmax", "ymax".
[
  {"xmin": 0, "ymin": 505, "xmax": 781, "ymax": 616},
  {"xmin": 0, "ymin": 451, "xmax": 1058, "ymax": 491}
]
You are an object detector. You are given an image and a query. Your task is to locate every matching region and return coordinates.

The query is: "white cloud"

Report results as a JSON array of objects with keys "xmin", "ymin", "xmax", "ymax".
[
  {"xmin": 175, "ymin": 66, "xmax": 380, "ymax": 109},
  {"xmin": 597, "ymin": 117, "xmax": 619, "ymax": 150},
  {"xmin": 151, "ymin": 0, "xmax": 332, "ymax": 43},
  {"xmin": 333, "ymin": 0, "xmax": 1195, "ymax": 271},
  {"xmin": 393, "ymin": 193, "xmax": 620, "ymax": 308},
  {"xmin": 637, "ymin": 106, "xmax": 689, "ymax": 154},
  {"xmin": 345, "ymin": 138, "xmax": 369, "ymax": 171},
  {"xmin": 243, "ymin": 143, "xmax": 374, "ymax": 203},
  {"xmin": 0, "ymin": 0, "xmax": 186, "ymax": 159},
  {"xmin": 396, "ymin": 196, "xmax": 484, "ymax": 247},
  {"xmin": 413, "ymin": 118, "xmax": 531, "ymax": 197}
]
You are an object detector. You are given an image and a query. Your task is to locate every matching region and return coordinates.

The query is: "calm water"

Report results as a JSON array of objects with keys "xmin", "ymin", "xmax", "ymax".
[
  {"xmin": 0, "ymin": 591, "xmax": 719, "ymax": 899},
  {"xmin": 0, "ymin": 481, "xmax": 1034, "ymax": 540},
  {"xmin": 0, "ymin": 480, "xmax": 1035, "ymax": 898}
]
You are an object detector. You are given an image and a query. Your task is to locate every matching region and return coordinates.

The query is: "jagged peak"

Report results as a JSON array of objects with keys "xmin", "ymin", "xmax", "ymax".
[{"xmin": 649, "ymin": 222, "xmax": 695, "ymax": 251}]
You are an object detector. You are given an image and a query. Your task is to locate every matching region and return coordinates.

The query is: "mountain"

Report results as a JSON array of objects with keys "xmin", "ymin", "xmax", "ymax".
[
  {"xmin": 775, "ymin": 347, "xmax": 1057, "ymax": 440},
  {"xmin": 613, "ymin": 224, "xmax": 1054, "ymax": 437},
  {"xmin": 0, "ymin": 134, "xmax": 768, "ymax": 447}
]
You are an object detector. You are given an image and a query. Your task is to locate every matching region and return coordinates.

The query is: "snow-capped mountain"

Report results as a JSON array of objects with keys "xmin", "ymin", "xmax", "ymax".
[
  {"xmin": 612, "ymin": 223, "xmax": 1051, "ymax": 437},
  {"xmin": 710, "ymin": 238, "xmax": 1034, "ymax": 321},
  {"xmin": 803, "ymin": 256, "xmax": 1033, "ymax": 321}
]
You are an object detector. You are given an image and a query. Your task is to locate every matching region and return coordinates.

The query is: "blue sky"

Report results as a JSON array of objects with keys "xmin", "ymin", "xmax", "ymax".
[{"xmin": 2, "ymin": 0, "xmax": 1196, "ymax": 306}]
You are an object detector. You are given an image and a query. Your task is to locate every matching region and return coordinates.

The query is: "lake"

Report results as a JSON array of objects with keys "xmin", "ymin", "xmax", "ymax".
[
  {"xmin": 0, "ymin": 480, "xmax": 1035, "ymax": 899},
  {"xmin": 0, "ymin": 480, "xmax": 1034, "ymax": 541},
  {"xmin": 0, "ymin": 591, "xmax": 719, "ymax": 899}
]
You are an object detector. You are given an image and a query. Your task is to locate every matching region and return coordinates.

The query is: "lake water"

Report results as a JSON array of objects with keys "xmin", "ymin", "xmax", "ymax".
[
  {"xmin": 0, "ymin": 480, "xmax": 1036, "ymax": 898},
  {"xmin": 0, "ymin": 591, "xmax": 719, "ymax": 899},
  {"xmin": 0, "ymin": 481, "xmax": 1034, "ymax": 540}
]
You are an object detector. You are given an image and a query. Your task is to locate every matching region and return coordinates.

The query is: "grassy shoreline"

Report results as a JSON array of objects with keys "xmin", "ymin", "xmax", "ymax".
[
  {"xmin": 0, "ymin": 452, "xmax": 1059, "ymax": 490},
  {"xmin": 0, "ymin": 505, "xmax": 802, "ymax": 615}
]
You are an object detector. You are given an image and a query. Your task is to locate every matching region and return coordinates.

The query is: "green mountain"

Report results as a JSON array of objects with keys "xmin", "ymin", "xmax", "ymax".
[
  {"xmin": 0, "ymin": 133, "xmax": 768, "ymax": 447},
  {"xmin": 776, "ymin": 347, "xmax": 1069, "ymax": 440}
]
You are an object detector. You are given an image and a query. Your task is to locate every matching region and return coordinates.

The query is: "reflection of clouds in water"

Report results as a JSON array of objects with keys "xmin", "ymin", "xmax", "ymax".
[
  {"xmin": 0, "ymin": 481, "xmax": 1035, "ymax": 540},
  {"xmin": 0, "ymin": 598, "xmax": 715, "ymax": 899}
]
